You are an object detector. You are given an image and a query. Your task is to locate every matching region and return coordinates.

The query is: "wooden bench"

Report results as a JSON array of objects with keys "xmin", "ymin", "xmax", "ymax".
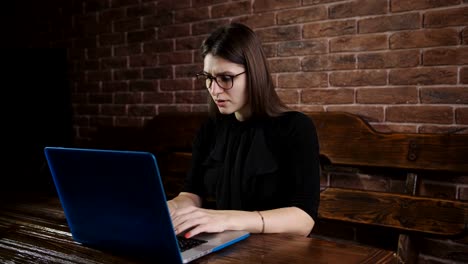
[{"xmin": 90, "ymin": 111, "xmax": 468, "ymax": 264}]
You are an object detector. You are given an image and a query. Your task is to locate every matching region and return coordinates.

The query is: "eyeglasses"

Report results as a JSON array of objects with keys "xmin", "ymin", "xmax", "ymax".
[{"xmin": 196, "ymin": 71, "xmax": 246, "ymax": 90}]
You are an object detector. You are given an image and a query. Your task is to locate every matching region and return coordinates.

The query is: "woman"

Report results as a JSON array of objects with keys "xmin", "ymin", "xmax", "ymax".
[{"xmin": 168, "ymin": 22, "xmax": 320, "ymax": 238}]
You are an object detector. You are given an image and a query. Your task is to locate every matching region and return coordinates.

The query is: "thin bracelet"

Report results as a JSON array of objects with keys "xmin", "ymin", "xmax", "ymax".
[{"xmin": 256, "ymin": 211, "xmax": 265, "ymax": 233}]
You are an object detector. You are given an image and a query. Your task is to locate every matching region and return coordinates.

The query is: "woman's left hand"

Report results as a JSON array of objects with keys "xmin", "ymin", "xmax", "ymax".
[{"xmin": 172, "ymin": 206, "xmax": 231, "ymax": 238}]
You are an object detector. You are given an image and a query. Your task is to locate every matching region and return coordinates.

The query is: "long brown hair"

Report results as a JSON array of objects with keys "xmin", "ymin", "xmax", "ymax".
[{"xmin": 200, "ymin": 22, "xmax": 289, "ymax": 119}]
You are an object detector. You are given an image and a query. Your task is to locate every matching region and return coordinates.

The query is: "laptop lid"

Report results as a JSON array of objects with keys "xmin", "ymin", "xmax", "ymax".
[{"xmin": 44, "ymin": 147, "xmax": 249, "ymax": 263}]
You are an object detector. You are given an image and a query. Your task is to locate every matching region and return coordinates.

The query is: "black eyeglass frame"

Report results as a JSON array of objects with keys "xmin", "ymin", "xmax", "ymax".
[{"xmin": 196, "ymin": 71, "xmax": 246, "ymax": 90}]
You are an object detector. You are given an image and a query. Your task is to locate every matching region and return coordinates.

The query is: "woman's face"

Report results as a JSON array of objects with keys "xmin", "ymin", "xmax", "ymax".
[{"xmin": 203, "ymin": 54, "xmax": 250, "ymax": 121}]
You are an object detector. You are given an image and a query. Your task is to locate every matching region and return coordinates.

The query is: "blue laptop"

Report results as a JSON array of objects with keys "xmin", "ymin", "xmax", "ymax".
[{"xmin": 44, "ymin": 147, "xmax": 249, "ymax": 263}]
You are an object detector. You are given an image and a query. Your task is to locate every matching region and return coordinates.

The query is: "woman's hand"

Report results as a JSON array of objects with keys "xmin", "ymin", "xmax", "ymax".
[{"xmin": 172, "ymin": 206, "xmax": 231, "ymax": 238}]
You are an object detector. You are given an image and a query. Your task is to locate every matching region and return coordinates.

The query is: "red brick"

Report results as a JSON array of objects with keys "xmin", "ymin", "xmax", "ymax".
[
  {"xmin": 102, "ymin": 81, "xmax": 128, "ymax": 93},
  {"xmin": 159, "ymin": 24, "xmax": 190, "ymax": 39},
  {"xmin": 83, "ymin": 60, "xmax": 100, "ymax": 71},
  {"xmin": 358, "ymin": 13, "xmax": 420, "ymax": 34},
  {"xmin": 158, "ymin": 105, "xmax": 193, "ymax": 113},
  {"xmin": 114, "ymin": 69, "xmax": 141, "ymax": 80},
  {"xmin": 277, "ymin": 40, "xmax": 327, "ymax": 56},
  {"xmin": 114, "ymin": 92, "xmax": 142, "ymax": 104},
  {"xmin": 358, "ymin": 50, "xmax": 420, "ymax": 69},
  {"xmin": 175, "ymin": 91, "xmax": 207, "ymax": 104},
  {"xmin": 84, "ymin": 0, "xmax": 110, "ymax": 12},
  {"xmin": 329, "ymin": 0, "xmax": 388, "ymax": 19},
  {"xmin": 113, "ymin": 18, "xmax": 141, "ymax": 32},
  {"xmin": 302, "ymin": 54, "xmax": 356, "ymax": 71},
  {"xmin": 330, "ymin": 34, "xmax": 387, "ymax": 52},
  {"xmin": 233, "ymin": 13, "xmax": 276, "ymax": 29},
  {"xmin": 391, "ymin": 0, "xmax": 459, "ymax": 12},
  {"xmin": 277, "ymin": 72, "xmax": 328, "ymax": 88},
  {"xmin": 156, "ymin": 0, "xmax": 190, "ymax": 11},
  {"xmin": 190, "ymin": 105, "xmax": 209, "ymax": 112},
  {"xmin": 129, "ymin": 54, "xmax": 158, "ymax": 67},
  {"xmin": 143, "ymin": 13, "xmax": 173, "ymax": 28},
  {"xmin": 192, "ymin": 0, "xmax": 226, "ymax": 7},
  {"xmin": 421, "ymin": 87, "xmax": 468, "ymax": 104},
  {"xmin": 303, "ymin": 0, "xmax": 343, "ymax": 4},
  {"xmin": 192, "ymin": 19, "xmax": 230, "ymax": 36},
  {"xmin": 253, "ymin": 0, "xmax": 300, "ymax": 12},
  {"xmin": 330, "ymin": 70, "xmax": 387, "ymax": 87},
  {"xmin": 326, "ymin": 106, "xmax": 384, "ymax": 122},
  {"xmin": 160, "ymin": 79, "xmax": 195, "ymax": 91},
  {"xmin": 389, "ymin": 67, "xmax": 457, "ymax": 85},
  {"xmin": 175, "ymin": 64, "xmax": 203, "ymax": 78},
  {"xmin": 176, "ymin": 36, "xmax": 205, "ymax": 51},
  {"xmin": 390, "ymin": 28, "xmax": 459, "ymax": 49},
  {"xmin": 143, "ymin": 66, "xmax": 172, "ymax": 79},
  {"xmin": 276, "ymin": 89, "xmax": 300, "ymax": 104},
  {"xmin": 462, "ymin": 67, "xmax": 468, "ymax": 84},
  {"xmin": 126, "ymin": 3, "xmax": 157, "ymax": 17},
  {"xmin": 144, "ymin": 40, "xmax": 173, "ymax": 53},
  {"xmin": 76, "ymin": 82, "xmax": 100, "ymax": 93},
  {"xmin": 423, "ymin": 47, "xmax": 468, "ymax": 66},
  {"xmin": 114, "ymin": 43, "xmax": 142, "ymax": 56},
  {"xmin": 293, "ymin": 105, "xmax": 324, "ymax": 112},
  {"xmin": 175, "ymin": 6, "xmax": 209, "ymax": 23},
  {"xmin": 159, "ymin": 51, "xmax": 192, "ymax": 65},
  {"xmin": 268, "ymin": 58, "xmax": 301, "ymax": 73},
  {"xmin": 101, "ymin": 105, "xmax": 126, "ymax": 116},
  {"xmin": 277, "ymin": 6, "xmax": 327, "ymax": 25},
  {"xmin": 386, "ymin": 106, "xmax": 453, "ymax": 124},
  {"xmin": 129, "ymin": 80, "xmax": 156, "ymax": 92},
  {"xmin": 99, "ymin": 33, "xmax": 124, "ymax": 46},
  {"xmin": 87, "ymin": 70, "xmax": 112, "ymax": 82},
  {"xmin": 76, "ymin": 105, "xmax": 99, "ymax": 115},
  {"xmin": 463, "ymin": 27, "xmax": 468, "ymax": 45},
  {"xmin": 115, "ymin": 117, "xmax": 144, "ymax": 127},
  {"xmin": 128, "ymin": 29, "xmax": 156, "ymax": 43},
  {"xmin": 424, "ymin": 6, "xmax": 468, "ymax": 28},
  {"xmin": 302, "ymin": 88, "xmax": 354, "ymax": 104},
  {"xmin": 304, "ymin": 20, "xmax": 356, "ymax": 38},
  {"xmin": 212, "ymin": 1, "xmax": 251, "ymax": 18},
  {"xmin": 111, "ymin": 0, "xmax": 139, "ymax": 8},
  {"xmin": 262, "ymin": 44, "xmax": 277, "ymax": 57},
  {"xmin": 89, "ymin": 93, "xmax": 113, "ymax": 104},
  {"xmin": 100, "ymin": 8, "xmax": 125, "ymax": 23},
  {"xmin": 128, "ymin": 105, "xmax": 157, "ymax": 117},
  {"xmin": 74, "ymin": 37, "xmax": 98, "ymax": 49},
  {"xmin": 101, "ymin": 57, "xmax": 127, "ymax": 69},
  {"xmin": 142, "ymin": 92, "xmax": 174, "ymax": 104},
  {"xmin": 357, "ymin": 87, "xmax": 418, "ymax": 104},
  {"xmin": 456, "ymin": 107, "xmax": 468, "ymax": 124},
  {"xmin": 419, "ymin": 125, "xmax": 468, "ymax": 134},
  {"xmin": 256, "ymin": 26, "xmax": 301, "ymax": 43}
]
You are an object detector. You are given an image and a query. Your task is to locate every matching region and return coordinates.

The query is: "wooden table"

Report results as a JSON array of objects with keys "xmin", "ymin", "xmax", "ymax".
[{"xmin": 0, "ymin": 194, "xmax": 396, "ymax": 263}]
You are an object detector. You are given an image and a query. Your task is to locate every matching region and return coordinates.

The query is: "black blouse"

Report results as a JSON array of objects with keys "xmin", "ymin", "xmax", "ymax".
[{"xmin": 183, "ymin": 111, "xmax": 321, "ymax": 220}]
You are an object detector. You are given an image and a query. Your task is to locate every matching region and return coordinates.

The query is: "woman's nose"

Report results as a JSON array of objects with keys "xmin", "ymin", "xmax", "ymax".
[{"xmin": 210, "ymin": 81, "xmax": 224, "ymax": 96}]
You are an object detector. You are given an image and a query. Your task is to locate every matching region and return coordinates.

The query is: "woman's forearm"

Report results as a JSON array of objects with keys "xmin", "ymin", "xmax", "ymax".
[{"xmin": 227, "ymin": 207, "xmax": 314, "ymax": 237}]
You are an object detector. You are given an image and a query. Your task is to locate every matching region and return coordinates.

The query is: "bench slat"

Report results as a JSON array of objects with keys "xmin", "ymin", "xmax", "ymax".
[
  {"xmin": 319, "ymin": 187, "xmax": 468, "ymax": 236},
  {"xmin": 308, "ymin": 112, "xmax": 468, "ymax": 172}
]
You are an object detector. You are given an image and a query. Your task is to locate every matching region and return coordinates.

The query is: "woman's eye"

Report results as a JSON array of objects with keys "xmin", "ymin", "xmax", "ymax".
[{"xmin": 218, "ymin": 75, "xmax": 232, "ymax": 82}]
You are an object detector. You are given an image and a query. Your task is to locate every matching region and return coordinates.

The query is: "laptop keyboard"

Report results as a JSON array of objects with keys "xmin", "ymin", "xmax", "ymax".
[{"xmin": 177, "ymin": 236, "xmax": 207, "ymax": 252}]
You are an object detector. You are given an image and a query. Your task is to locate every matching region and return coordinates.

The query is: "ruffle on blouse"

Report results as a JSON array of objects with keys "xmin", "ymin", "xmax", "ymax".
[{"xmin": 204, "ymin": 115, "xmax": 278, "ymax": 210}]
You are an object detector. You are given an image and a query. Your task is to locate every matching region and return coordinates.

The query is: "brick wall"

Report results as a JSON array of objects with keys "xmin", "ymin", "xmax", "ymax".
[{"xmin": 13, "ymin": 0, "xmax": 468, "ymax": 262}]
